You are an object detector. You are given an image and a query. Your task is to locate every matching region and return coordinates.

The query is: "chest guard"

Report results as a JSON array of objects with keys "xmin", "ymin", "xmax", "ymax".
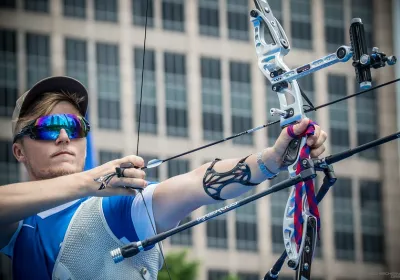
[{"xmin": 52, "ymin": 197, "xmax": 163, "ymax": 280}]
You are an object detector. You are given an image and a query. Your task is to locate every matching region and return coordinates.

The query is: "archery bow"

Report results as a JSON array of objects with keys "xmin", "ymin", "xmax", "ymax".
[
  {"xmin": 250, "ymin": 0, "xmax": 396, "ymax": 279},
  {"xmin": 111, "ymin": 1, "xmax": 399, "ymax": 280}
]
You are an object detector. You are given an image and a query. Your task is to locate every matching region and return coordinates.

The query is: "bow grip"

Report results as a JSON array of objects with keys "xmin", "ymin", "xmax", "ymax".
[{"xmin": 282, "ymin": 138, "xmax": 302, "ymax": 167}]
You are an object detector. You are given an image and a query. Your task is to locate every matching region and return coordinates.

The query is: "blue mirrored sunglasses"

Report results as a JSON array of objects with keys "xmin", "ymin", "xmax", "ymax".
[{"xmin": 13, "ymin": 114, "xmax": 90, "ymax": 143}]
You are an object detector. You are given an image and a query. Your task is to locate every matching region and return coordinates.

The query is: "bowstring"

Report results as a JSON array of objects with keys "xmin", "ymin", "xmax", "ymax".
[{"xmin": 136, "ymin": 0, "xmax": 173, "ymax": 279}]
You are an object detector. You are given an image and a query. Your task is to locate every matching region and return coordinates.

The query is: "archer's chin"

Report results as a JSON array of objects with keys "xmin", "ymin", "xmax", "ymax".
[{"xmin": 50, "ymin": 161, "xmax": 84, "ymax": 174}]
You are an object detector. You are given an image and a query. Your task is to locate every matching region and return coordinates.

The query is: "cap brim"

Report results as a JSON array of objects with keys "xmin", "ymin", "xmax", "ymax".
[{"xmin": 20, "ymin": 76, "xmax": 89, "ymax": 117}]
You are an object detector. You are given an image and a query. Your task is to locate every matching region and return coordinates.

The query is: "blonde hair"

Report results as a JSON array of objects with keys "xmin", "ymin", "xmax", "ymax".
[{"xmin": 15, "ymin": 91, "xmax": 85, "ymax": 138}]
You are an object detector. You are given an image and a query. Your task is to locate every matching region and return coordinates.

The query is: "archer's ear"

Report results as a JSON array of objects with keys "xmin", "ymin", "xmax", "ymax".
[{"xmin": 12, "ymin": 142, "xmax": 27, "ymax": 163}]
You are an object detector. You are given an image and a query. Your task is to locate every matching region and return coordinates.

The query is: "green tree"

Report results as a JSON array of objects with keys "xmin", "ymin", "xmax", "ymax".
[{"xmin": 158, "ymin": 250, "xmax": 200, "ymax": 280}]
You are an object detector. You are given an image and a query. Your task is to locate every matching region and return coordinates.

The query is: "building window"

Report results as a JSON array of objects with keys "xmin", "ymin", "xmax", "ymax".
[
  {"xmin": 164, "ymin": 52, "xmax": 188, "ymax": 137},
  {"xmin": 65, "ymin": 38, "xmax": 88, "ymax": 87},
  {"xmin": 206, "ymin": 201, "xmax": 228, "ymax": 249},
  {"xmin": 26, "ymin": 33, "xmax": 51, "ymax": 89},
  {"xmin": 201, "ymin": 57, "xmax": 223, "ymax": 141},
  {"xmin": 333, "ymin": 178, "xmax": 355, "ymax": 261},
  {"xmin": 132, "ymin": 0, "xmax": 154, "ymax": 27},
  {"xmin": 351, "ymin": 0, "xmax": 373, "ymax": 52},
  {"xmin": 324, "ymin": 0, "xmax": 344, "ymax": 53},
  {"xmin": 24, "ymin": 0, "xmax": 49, "ymax": 13},
  {"xmin": 360, "ymin": 180, "xmax": 384, "ymax": 263},
  {"xmin": 237, "ymin": 273, "xmax": 260, "ymax": 280},
  {"xmin": 141, "ymin": 154, "xmax": 159, "ymax": 182},
  {"xmin": 328, "ymin": 74, "xmax": 349, "ymax": 154},
  {"xmin": 230, "ymin": 61, "xmax": 253, "ymax": 145},
  {"xmin": 96, "ymin": 43, "xmax": 120, "ymax": 129},
  {"xmin": 208, "ymin": 270, "xmax": 229, "ymax": 280},
  {"xmin": 134, "ymin": 48, "xmax": 157, "ymax": 134},
  {"xmin": 270, "ymin": 171, "xmax": 290, "ymax": 253},
  {"xmin": 235, "ymin": 191, "xmax": 258, "ymax": 251},
  {"xmin": 99, "ymin": 150, "xmax": 122, "ymax": 164},
  {"xmin": 162, "ymin": 0, "xmax": 185, "ymax": 32},
  {"xmin": 0, "ymin": 29, "xmax": 18, "ymax": 117},
  {"xmin": 290, "ymin": 0, "xmax": 313, "ymax": 50},
  {"xmin": 167, "ymin": 159, "xmax": 189, "ymax": 177},
  {"xmin": 265, "ymin": 80, "xmax": 281, "ymax": 146},
  {"xmin": 63, "ymin": 0, "xmax": 86, "ymax": 19},
  {"xmin": 355, "ymin": 81, "xmax": 379, "ymax": 160},
  {"xmin": 268, "ymin": 0, "xmax": 283, "ymax": 28},
  {"xmin": 0, "ymin": 140, "xmax": 20, "ymax": 184},
  {"xmin": 0, "ymin": 0, "xmax": 16, "ymax": 8},
  {"xmin": 198, "ymin": 0, "xmax": 219, "ymax": 37},
  {"xmin": 227, "ymin": 0, "xmax": 248, "ymax": 41},
  {"xmin": 94, "ymin": 0, "xmax": 118, "ymax": 22}
]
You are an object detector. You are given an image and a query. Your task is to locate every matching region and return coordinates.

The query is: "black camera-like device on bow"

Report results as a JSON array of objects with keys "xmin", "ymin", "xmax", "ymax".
[
  {"xmin": 350, "ymin": 18, "xmax": 372, "ymax": 90},
  {"xmin": 350, "ymin": 18, "xmax": 397, "ymax": 91}
]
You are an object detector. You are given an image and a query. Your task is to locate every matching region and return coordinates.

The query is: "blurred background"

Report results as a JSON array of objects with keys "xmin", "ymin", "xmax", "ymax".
[{"xmin": 0, "ymin": 0, "xmax": 399, "ymax": 279}]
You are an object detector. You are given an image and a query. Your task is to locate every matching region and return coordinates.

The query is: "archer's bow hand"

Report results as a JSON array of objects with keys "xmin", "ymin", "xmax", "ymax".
[{"xmin": 272, "ymin": 118, "xmax": 328, "ymax": 164}]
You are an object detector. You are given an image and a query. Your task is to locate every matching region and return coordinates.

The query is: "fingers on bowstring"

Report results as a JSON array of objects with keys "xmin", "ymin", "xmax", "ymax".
[
  {"xmin": 112, "ymin": 157, "xmax": 147, "ymax": 188},
  {"xmin": 122, "ymin": 167, "xmax": 146, "ymax": 180},
  {"xmin": 113, "ymin": 155, "xmax": 145, "ymax": 169}
]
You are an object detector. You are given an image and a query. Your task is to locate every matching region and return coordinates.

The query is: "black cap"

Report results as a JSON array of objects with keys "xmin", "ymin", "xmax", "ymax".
[{"xmin": 12, "ymin": 76, "xmax": 89, "ymax": 136}]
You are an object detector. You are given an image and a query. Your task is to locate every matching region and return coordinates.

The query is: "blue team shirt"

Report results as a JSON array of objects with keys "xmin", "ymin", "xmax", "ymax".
[{"xmin": 0, "ymin": 183, "xmax": 159, "ymax": 280}]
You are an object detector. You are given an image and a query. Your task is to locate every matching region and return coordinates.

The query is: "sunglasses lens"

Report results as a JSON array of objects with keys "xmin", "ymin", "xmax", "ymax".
[
  {"xmin": 33, "ymin": 114, "xmax": 88, "ymax": 140},
  {"xmin": 36, "ymin": 127, "xmax": 63, "ymax": 140}
]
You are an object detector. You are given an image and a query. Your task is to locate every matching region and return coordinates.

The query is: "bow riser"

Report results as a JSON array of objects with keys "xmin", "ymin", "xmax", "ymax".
[{"xmin": 251, "ymin": 0, "xmax": 313, "ymax": 271}]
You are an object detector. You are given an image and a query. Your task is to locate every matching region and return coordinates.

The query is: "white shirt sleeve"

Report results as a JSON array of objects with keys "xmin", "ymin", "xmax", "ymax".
[
  {"xmin": 0, "ymin": 220, "xmax": 23, "ymax": 258},
  {"xmin": 130, "ymin": 183, "xmax": 159, "ymax": 241}
]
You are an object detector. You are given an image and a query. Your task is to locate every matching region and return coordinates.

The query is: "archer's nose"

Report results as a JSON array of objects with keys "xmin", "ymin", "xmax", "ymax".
[{"xmin": 55, "ymin": 128, "xmax": 71, "ymax": 144}]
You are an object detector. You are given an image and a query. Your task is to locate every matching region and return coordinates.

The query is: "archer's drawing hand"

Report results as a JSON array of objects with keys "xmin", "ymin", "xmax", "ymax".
[
  {"xmin": 84, "ymin": 155, "xmax": 148, "ymax": 197},
  {"xmin": 272, "ymin": 118, "xmax": 328, "ymax": 161}
]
